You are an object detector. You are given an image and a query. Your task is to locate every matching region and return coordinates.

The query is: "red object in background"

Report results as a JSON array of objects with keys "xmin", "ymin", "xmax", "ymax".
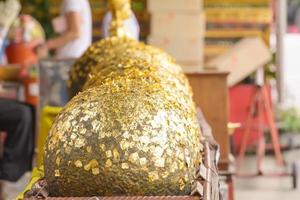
[
  {"xmin": 23, "ymin": 76, "xmax": 38, "ymax": 106},
  {"xmin": 5, "ymin": 42, "xmax": 39, "ymax": 106},
  {"xmin": 229, "ymin": 84, "xmax": 272, "ymax": 152},
  {"xmin": 288, "ymin": 25, "xmax": 299, "ymax": 33},
  {"xmin": 5, "ymin": 42, "xmax": 37, "ymax": 65}
]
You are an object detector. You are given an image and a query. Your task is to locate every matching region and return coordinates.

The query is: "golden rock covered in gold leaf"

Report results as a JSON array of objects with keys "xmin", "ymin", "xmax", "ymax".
[{"xmin": 44, "ymin": 36, "xmax": 203, "ymax": 197}]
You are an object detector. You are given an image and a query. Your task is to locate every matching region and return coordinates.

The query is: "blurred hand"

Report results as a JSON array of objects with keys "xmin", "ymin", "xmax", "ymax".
[{"xmin": 35, "ymin": 43, "xmax": 49, "ymax": 59}]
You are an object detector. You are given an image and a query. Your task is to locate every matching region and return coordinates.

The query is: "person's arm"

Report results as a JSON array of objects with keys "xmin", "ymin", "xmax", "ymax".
[{"xmin": 46, "ymin": 11, "xmax": 81, "ymax": 50}]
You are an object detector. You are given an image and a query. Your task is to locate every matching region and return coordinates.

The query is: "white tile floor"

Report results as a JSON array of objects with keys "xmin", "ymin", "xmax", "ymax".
[
  {"xmin": 1, "ymin": 172, "xmax": 31, "ymax": 200},
  {"xmin": 235, "ymin": 144, "xmax": 300, "ymax": 200}
]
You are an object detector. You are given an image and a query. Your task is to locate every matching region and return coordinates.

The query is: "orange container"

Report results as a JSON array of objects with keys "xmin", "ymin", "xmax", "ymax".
[
  {"xmin": 23, "ymin": 76, "xmax": 39, "ymax": 106},
  {"xmin": 5, "ymin": 42, "xmax": 39, "ymax": 106},
  {"xmin": 5, "ymin": 42, "xmax": 37, "ymax": 65}
]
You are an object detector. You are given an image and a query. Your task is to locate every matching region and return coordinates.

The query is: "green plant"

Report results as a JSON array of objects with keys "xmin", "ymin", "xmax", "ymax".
[
  {"xmin": 278, "ymin": 107, "xmax": 300, "ymax": 133},
  {"xmin": 265, "ymin": 53, "xmax": 277, "ymax": 80}
]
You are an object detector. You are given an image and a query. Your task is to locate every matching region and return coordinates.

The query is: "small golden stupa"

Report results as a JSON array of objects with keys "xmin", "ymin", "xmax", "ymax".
[{"xmin": 44, "ymin": 0, "xmax": 203, "ymax": 197}]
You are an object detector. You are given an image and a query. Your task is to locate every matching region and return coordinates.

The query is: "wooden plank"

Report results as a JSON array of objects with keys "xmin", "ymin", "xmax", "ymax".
[
  {"xmin": 191, "ymin": 181, "xmax": 204, "ymax": 197},
  {"xmin": 186, "ymin": 72, "xmax": 229, "ymax": 170},
  {"xmin": 206, "ymin": 38, "xmax": 271, "ymax": 86},
  {"xmin": 197, "ymin": 164, "xmax": 208, "ymax": 180},
  {"xmin": 148, "ymin": 0, "xmax": 203, "ymax": 12}
]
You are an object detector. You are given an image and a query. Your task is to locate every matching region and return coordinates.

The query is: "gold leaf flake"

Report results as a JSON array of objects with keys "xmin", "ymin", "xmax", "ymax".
[
  {"xmin": 75, "ymin": 160, "xmax": 83, "ymax": 168},
  {"xmin": 84, "ymin": 163, "xmax": 91, "ymax": 171},
  {"xmin": 170, "ymin": 162, "xmax": 178, "ymax": 173},
  {"xmin": 129, "ymin": 152, "xmax": 139, "ymax": 163},
  {"xmin": 56, "ymin": 157, "xmax": 61, "ymax": 166},
  {"xmin": 179, "ymin": 161, "xmax": 185, "ymax": 170},
  {"xmin": 121, "ymin": 163, "xmax": 129, "ymax": 169},
  {"xmin": 141, "ymin": 146, "xmax": 149, "ymax": 153},
  {"xmin": 154, "ymin": 157, "xmax": 165, "ymax": 168},
  {"xmin": 113, "ymin": 148, "xmax": 120, "ymax": 160},
  {"xmin": 55, "ymin": 170, "xmax": 60, "ymax": 177},
  {"xmin": 120, "ymin": 140, "xmax": 130, "ymax": 150},
  {"xmin": 140, "ymin": 135, "xmax": 150, "ymax": 144},
  {"xmin": 161, "ymin": 171, "xmax": 169, "ymax": 178},
  {"xmin": 65, "ymin": 146, "xmax": 72, "ymax": 154},
  {"xmin": 70, "ymin": 133, "xmax": 77, "ymax": 140},
  {"xmin": 123, "ymin": 131, "xmax": 130, "ymax": 138},
  {"xmin": 90, "ymin": 159, "xmax": 99, "ymax": 168},
  {"xmin": 87, "ymin": 146, "xmax": 92, "ymax": 153},
  {"xmin": 75, "ymin": 138, "xmax": 85, "ymax": 148},
  {"xmin": 92, "ymin": 168, "xmax": 100, "ymax": 175},
  {"xmin": 106, "ymin": 150, "xmax": 112, "ymax": 158},
  {"xmin": 99, "ymin": 144, "xmax": 105, "ymax": 151},
  {"xmin": 166, "ymin": 149, "xmax": 172, "ymax": 156},
  {"xmin": 153, "ymin": 146, "xmax": 164, "ymax": 158},
  {"xmin": 91, "ymin": 120, "xmax": 99, "ymax": 130},
  {"xmin": 179, "ymin": 178, "xmax": 185, "ymax": 190},
  {"xmin": 139, "ymin": 157, "xmax": 147, "ymax": 166},
  {"xmin": 148, "ymin": 171, "xmax": 159, "ymax": 182},
  {"xmin": 105, "ymin": 159, "xmax": 112, "ymax": 168}
]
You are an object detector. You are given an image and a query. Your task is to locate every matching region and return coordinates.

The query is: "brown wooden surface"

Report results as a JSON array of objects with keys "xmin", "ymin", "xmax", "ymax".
[
  {"xmin": 186, "ymin": 71, "xmax": 229, "ymax": 170},
  {"xmin": 0, "ymin": 65, "xmax": 21, "ymax": 82}
]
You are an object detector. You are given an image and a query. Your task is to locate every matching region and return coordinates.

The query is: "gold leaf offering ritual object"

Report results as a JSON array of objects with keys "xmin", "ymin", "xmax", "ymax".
[{"xmin": 44, "ymin": 0, "xmax": 203, "ymax": 197}]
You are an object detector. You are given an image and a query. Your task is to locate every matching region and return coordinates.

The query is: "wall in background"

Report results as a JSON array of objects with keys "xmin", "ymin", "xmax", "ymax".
[{"xmin": 20, "ymin": 0, "xmax": 150, "ymax": 42}]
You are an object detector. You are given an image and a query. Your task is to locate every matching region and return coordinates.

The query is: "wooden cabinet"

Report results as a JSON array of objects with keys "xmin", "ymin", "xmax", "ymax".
[{"xmin": 186, "ymin": 71, "xmax": 229, "ymax": 170}]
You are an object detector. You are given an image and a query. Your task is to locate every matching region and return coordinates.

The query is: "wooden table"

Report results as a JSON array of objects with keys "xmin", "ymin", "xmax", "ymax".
[
  {"xmin": 186, "ymin": 71, "xmax": 229, "ymax": 171},
  {"xmin": 0, "ymin": 65, "xmax": 21, "ymax": 82}
]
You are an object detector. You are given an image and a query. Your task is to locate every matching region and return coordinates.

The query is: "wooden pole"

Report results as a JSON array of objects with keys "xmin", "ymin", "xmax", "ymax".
[{"xmin": 276, "ymin": 0, "xmax": 287, "ymax": 103}]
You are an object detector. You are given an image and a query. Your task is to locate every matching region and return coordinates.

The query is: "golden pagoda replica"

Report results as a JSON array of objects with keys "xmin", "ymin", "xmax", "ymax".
[{"xmin": 43, "ymin": 0, "xmax": 203, "ymax": 197}]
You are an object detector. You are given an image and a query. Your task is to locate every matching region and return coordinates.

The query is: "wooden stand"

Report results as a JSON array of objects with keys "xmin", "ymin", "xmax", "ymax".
[
  {"xmin": 237, "ymin": 85, "xmax": 284, "ymax": 172},
  {"xmin": 186, "ymin": 72, "xmax": 230, "ymax": 171},
  {"xmin": 187, "ymin": 71, "xmax": 234, "ymax": 200},
  {"xmin": 236, "ymin": 84, "xmax": 298, "ymax": 189}
]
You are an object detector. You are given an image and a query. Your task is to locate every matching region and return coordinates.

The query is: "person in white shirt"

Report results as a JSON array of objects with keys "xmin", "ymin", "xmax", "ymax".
[
  {"xmin": 102, "ymin": 11, "xmax": 140, "ymax": 41},
  {"xmin": 38, "ymin": 0, "xmax": 92, "ymax": 59}
]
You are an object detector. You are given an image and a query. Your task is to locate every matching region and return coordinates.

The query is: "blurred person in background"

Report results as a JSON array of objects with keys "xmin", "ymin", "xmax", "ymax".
[
  {"xmin": 37, "ymin": 0, "xmax": 92, "ymax": 59},
  {"xmin": 0, "ymin": 98, "xmax": 34, "ymax": 182},
  {"xmin": 0, "ymin": 0, "xmax": 34, "ymax": 184},
  {"xmin": 0, "ymin": 0, "xmax": 21, "ymax": 63},
  {"xmin": 0, "ymin": 39, "xmax": 8, "ymax": 64}
]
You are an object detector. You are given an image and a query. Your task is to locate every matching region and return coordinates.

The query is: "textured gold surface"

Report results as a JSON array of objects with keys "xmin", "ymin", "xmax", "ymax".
[
  {"xmin": 44, "ymin": 36, "xmax": 203, "ymax": 197},
  {"xmin": 45, "ymin": 1, "xmax": 202, "ymax": 194},
  {"xmin": 108, "ymin": 0, "xmax": 132, "ymax": 37}
]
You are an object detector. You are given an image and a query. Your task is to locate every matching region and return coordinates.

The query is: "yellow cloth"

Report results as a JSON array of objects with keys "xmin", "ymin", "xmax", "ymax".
[
  {"xmin": 16, "ymin": 106, "xmax": 61, "ymax": 199},
  {"xmin": 37, "ymin": 106, "xmax": 62, "ymax": 167},
  {"xmin": 15, "ymin": 166, "xmax": 44, "ymax": 200}
]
